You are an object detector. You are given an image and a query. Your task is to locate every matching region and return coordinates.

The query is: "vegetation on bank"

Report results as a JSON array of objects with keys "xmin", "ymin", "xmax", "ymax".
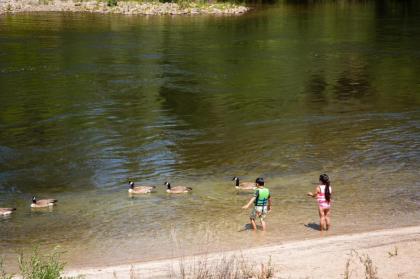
[
  {"xmin": 171, "ymin": 255, "xmax": 275, "ymax": 279},
  {"xmin": 0, "ymin": 251, "xmax": 275, "ymax": 279},
  {"xmin": 0, "ymin": 0, "xmax": 249, "ymax": 15},
  {"xmin": 0, "ymin": 247, "xmax": 385, "ymax": 279},
  {"xmin": 102, "ymin": 0, "xmax": 239, "ymax": 8},
  {"xmin": 0, "ymin": 248, "xmax": 71, "ymax": 279}
]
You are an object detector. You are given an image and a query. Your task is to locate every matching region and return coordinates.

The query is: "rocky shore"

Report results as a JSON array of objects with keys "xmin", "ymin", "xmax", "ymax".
[{"xmin": 0, "ymin": 0, "xmax": 249, "ymax": 15}]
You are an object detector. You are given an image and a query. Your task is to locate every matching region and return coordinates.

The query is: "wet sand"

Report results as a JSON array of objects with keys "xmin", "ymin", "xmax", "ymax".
[{"xmin": 64, "ymin": 225, "xmax": 420, "ymax": 278}]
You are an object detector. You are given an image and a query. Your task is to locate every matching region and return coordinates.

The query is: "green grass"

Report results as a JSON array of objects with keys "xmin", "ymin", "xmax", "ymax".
[
  {"xmin": 18, "ymin": 248, "xmax": 64, "ymax": 279},
  {"xmin": 107, "ymin": 0, "xmax": 118, "ymax": 7},
  {"xmin": 0, "ymin": 248, "xmax": 74, "ymax": 279}
]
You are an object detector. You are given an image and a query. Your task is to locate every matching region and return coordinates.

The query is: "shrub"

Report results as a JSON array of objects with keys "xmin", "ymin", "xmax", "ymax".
[
  {"xmin": 18, "ymin": 248, "xmax": 65, "ymax": 279},
  {"xmin": 107, "ymin": 0, "xmax": 118, "ymax": 7}
]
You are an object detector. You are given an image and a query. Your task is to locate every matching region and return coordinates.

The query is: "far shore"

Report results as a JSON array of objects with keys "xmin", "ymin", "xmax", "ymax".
[
  {"xmin": 64, "ymin": 225, "xmax": 420, "ymax": 278},
  {"xmin": 0, "ymin": 0, "xmax": 249, "ymax": 15}
]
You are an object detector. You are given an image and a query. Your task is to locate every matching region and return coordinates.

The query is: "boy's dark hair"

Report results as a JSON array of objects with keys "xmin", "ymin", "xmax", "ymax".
[{"xmin": 255, "ymin": 177, "xmax": 264, "ymax": 186}]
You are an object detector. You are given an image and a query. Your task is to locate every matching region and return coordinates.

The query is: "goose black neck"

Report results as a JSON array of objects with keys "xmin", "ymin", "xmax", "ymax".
[
  {"xmin": 167, "ymin": 183, "xmax": 171, "ymax": 189},
  {"xmin": 236, "ymin": 179, "xmax": 239, "ymax": 186}
]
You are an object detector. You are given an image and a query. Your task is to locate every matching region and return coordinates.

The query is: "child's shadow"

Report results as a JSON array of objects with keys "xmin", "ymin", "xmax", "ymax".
[
  {"xmin": 304, "ymin": 222, "xmax": 321, "ymax": 231},
  {"xmin": 238, "ymin": 223, "xmax": 262, "ymax": 232}
]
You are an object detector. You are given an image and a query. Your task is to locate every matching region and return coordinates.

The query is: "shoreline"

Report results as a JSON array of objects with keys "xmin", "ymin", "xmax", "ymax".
[
  {"xmin": 64, "ymin": 225, "xmax": 420, "ymax": 278},
  {"xmin": 0, "ymin": 0, "xmax": 249, "ymax": 15}
]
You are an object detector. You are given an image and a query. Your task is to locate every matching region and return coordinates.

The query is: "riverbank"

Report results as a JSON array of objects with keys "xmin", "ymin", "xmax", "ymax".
[
  {"xmin": 64, "ymin": 225, "xmax": 420, "ymax": 278},
  {"xmin": 0, "ymin": 0, "xmax": 249, "ymax": 15}
]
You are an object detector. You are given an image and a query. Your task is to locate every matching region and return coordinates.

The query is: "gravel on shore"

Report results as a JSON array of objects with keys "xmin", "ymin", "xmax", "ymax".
[{"xmin": 0, "ymin": 0, "xmax": 249, "ymax": 15}]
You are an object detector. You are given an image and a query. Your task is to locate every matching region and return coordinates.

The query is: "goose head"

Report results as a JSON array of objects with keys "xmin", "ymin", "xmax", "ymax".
[
  {"xmin": 164, "ymin": 182, "xmax": 171, "ymax": 189},
  {"xmin": 128, "ymin": 181, "xmax": 135, "ymax": 189},
  {"xmin": 232, "ymin": 177, "xmax": 239, "ymax": 186},
  {"xmin": 32, "ymin": 196, "xmax": 37, "ymax": 204}
]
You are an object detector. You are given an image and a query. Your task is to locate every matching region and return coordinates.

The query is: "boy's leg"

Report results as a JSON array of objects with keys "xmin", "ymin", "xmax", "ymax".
[
  {"xmin": 260, "ymin": 219, "xmax": 266, "ymax": 231},
  {"xmin": 250, "ymin": 218, "xmax": 257, "ymax": 230},
  {"xmin": 259, "ymin": 208, "xmax": 267, "ymax": 231},
  {"xmin": 249, "ymin": 208, "xmax": 258, "ymax": 230}
]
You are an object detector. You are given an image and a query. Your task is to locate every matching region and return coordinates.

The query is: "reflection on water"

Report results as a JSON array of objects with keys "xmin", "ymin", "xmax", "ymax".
[
  {"xmin": 0, "ymin": 0, "xmax": 420, "ymax": 268},
  {"xmin": 334, "ymin": 56, "xmax": 372, "ymax": 101}
]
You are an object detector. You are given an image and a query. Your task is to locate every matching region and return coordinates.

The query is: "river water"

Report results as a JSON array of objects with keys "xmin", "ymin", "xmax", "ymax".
[{"xmin": 0, "ymin": 0, "xmax": 419, "ymax": 269}]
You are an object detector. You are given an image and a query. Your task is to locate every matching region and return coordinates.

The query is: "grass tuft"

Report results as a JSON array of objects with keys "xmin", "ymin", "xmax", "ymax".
[
  {"xmin": 344, "ymin": 250, "xmax": 379, "ymax": 279},
  {"xmin": 343, "ymin": 257, "xmax": 351, "ymax": 279},
  {"xmin": 359, "ymin": 254, "xmax": 378, "ymax": 279},
  {"xmin": 171, "ymin": 254, "xmax": 274, "ymax": 279},
  {"xmin": 388, "ymin": 246, "xmax": 398, "ymax": 258},
  {"xmin": 0, "ymin": 258, "xmax": 14, "ymax": 279},
  {"xmin": 18, "ymin": 247, "xmax": 65, "ymax": 279}
]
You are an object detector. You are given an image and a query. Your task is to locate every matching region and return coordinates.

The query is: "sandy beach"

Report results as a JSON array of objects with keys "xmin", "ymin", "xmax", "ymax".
[{"xmin": 64, "ymin": 225, "xmax": 420, "ymax": 278}]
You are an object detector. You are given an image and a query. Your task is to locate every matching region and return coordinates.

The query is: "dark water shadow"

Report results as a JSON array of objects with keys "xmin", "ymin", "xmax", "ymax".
[
  {"xmin": 304, "ymin": 222, "xmax": 320, "ymax": 231},
  {"xmin": 238, "ymin": 223, "xmax": 263, "ymax": 232},
  {"xmin": 235, "ymin": 191, "xmax": 254, "ymax": 196}
]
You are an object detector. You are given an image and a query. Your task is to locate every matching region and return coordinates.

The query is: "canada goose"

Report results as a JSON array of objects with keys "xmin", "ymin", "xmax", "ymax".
[
  {"xmin": 164, "ymin": 182, "xmax": 192, "ymax": 194},
  {"xmin": 31, "ymin": 197, "xmax": 57, "ymax": 208},
  {"xmin": 232, "ymin": 177, "xmax": 256, "ymax": 190},
  {"xmin": 128, "ymin": 181, "xmax": 156, "ymax": 194},
  {"xmin": 0, "ymin": 208, "xmax": 16, "ymax": 215}
]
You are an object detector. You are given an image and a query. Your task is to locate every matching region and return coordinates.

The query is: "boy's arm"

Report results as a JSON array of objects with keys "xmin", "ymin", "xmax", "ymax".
[
  {"xmin": 242, "ymin": 197, "xmax": 256, "ymax": 209},
  {"xmin": 268, "ymin": 196, "xmax": 272, "ymax": 212}
]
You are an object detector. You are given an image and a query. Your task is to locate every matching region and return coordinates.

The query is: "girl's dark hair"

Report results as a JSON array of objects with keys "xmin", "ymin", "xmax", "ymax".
[{"xmin": 319, "ymin": 174, "xmax": 331, "ymax": 202}]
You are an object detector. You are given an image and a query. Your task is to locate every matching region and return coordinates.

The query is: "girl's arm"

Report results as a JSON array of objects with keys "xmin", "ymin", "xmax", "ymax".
[
  {"xmin": 242, "ymin": 197, "xmax": 256, "ymax": 209},
  {"xmin": 307, "ymin": 186, "xmax": 319, "ymax": 198}
]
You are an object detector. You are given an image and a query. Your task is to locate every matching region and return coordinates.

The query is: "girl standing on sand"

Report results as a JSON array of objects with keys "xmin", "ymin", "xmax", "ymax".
[{"xmin": 307, "ymin": 174, "xmax": 332, "ymax": 231}]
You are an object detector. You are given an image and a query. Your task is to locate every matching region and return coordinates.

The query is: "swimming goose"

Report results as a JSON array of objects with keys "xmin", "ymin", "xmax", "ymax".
[
  {"xmin": 31, "ymin": 197, "xmax": 57, "ymax": 208},
  {"xmin": 128, "ymin": 181, "xmax": 156, "ymax": 194},
  {"xmin": 164, "ymin": 182, "xmax": 192, "ymax": 194},
  {"xmin": 232, "ymin": 177, "xmax": 256, "ymax": 190},
  {"xmin": 0, "ymin": 208, "xmax": 16, "ymax": 215}
]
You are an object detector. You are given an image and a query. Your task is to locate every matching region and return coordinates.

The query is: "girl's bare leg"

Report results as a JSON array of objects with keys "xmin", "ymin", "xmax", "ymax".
[
  {"xmin": 325, "ymin": 209, "xmax": 331, "ymax": 230},
  {"xmin": 318, "ymin": 207, "xmax": 326, "ymax": 231}
]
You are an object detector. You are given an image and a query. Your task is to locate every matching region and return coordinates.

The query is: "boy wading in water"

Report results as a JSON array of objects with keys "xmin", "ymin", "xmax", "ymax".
[{"xmin": 242, "ymin": 177, "xmax": 272, "ymax": 231}]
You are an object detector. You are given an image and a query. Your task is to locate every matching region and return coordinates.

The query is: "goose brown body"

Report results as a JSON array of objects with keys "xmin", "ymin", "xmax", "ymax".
[
  {"xmin": 232, "ymin": 177, "xmax": 256, "ymax": 190},
  {"xmin": 31, "ymin": 197, "xmax": 57, "ymax": 208},
  {"xmin": 128, "ymin": 181, "xmax": 156, "ymax": 194},
  {"xmin": 164, "ymin": 182, "xmax": 192, "ymax": 194},
  {"xmin": 0, "ymin": 208, "xmax": 16, "ymax": 215}
]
